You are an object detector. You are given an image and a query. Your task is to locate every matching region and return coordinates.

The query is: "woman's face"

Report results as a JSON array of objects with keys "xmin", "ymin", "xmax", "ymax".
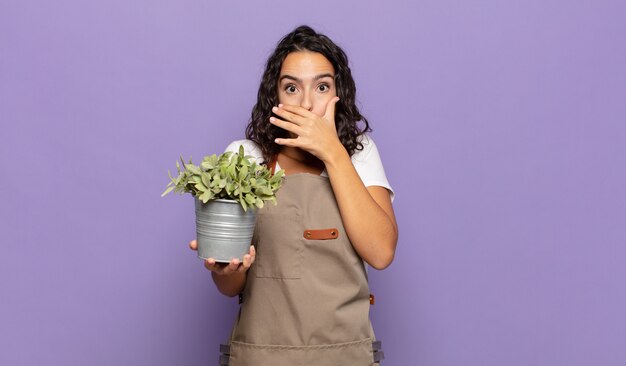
[{"xmin": 277, "ymin": 51, "xmax": 337, "ymax": 117}]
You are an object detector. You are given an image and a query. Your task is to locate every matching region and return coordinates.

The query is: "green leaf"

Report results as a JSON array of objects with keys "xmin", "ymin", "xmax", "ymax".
[
  {"xmin": 238, "ymin": 165, "xmax": 248, "ymax": 180},
  {"xmin": 227, "ymin": 163, "xmax": 236, "ymax": 179},
  {"xmin": 200, "ymin": 154, "xmax": 218, "ymax": 170},
  {"xmin": 201, "ymin": 172, "xmax": 211, "ymax": 187},
  {"xmin": 199, "ymin": 190, "xmax": 213, "ymax": 203},
  {"xmin": 244, "ymin": 193, "xmax": 255, "ymax": 205},
  {"xmin": 255, "ymin": 198, "xmax": 264, "ymax": 209},
  {"xmin": 194, "ymin": 182, "xmax": 207, "ymax": 192},
  {"xmin": 161, "ymin": 186, "xmax": 175, "ymax": 197},
  {"xmin": 185, "ymin": 164, "xmax": 201, "ymax": 175}
]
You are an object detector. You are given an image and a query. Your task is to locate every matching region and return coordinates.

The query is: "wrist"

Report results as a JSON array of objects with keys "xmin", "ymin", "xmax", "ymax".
[{"xmin": 323, "ymin": 142, "xmax": 350, "ymax": 171}]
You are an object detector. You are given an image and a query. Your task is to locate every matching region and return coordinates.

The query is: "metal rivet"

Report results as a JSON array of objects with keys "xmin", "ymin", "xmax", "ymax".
[
  {"xmin": 306, "ymin": 232, "xmax": 311, "ymax": 237},
  {"xmin": 331, "ymin": 231, "xmax": 336, "ymax": 236}
]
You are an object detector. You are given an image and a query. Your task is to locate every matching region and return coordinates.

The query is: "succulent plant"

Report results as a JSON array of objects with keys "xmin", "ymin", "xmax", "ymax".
[{"xmin": 162, "ymin": 145, "xmax": 284, "ymax": 211}]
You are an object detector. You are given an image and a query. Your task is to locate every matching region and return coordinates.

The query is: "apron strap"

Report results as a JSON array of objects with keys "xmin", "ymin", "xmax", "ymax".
[
  {"xmin": 372, "ymin": 340, "xmax": 382, "ymax": 351},
  {"xmin": 373, "ymin": 340, "xmax": 385, "ymax": 362},
  {"xmin": 218, "ymin": 355, "xmax": 230, "ymax": 365},
  {"xmin": 268, "ymin": 156, "xmax": 277, "ymax": 176},
  {"xmin": 219, "ymin": 344, "xmax": 230, "ymax": 365},
  {"xmin": 374, "ymin": 350, "xmax": 385, "ymax": 362}
]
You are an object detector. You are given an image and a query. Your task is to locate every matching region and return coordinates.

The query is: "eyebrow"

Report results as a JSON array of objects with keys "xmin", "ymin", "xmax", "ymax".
[{"xmin": 279, "ymin": 73, "xmax": 334, "ymax": 83}]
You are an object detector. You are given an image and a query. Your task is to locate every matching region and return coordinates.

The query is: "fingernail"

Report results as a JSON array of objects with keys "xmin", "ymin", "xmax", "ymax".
[
  {"xmin": 272, "ymin": 106, "xmax": 278, "ymax": 112},
  {"xmin": 278, "ymin": 104, "xmax": 283, "ymax": 107}
]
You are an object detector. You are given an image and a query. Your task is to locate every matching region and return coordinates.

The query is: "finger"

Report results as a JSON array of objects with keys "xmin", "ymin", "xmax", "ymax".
[
  {"xmin": 276, "ymin": 104, "xmax": 318, "ymax": 119},
  {"xmin": 239, "ymin": 254, "xmax": 251, "ymax": 272},
  {"xmin": 189, "ymin": 240, "xmax": 198, "ymax": 250},
  {"xmin": 239, "ymin": 245, "xmax": 256, "ymax": 272},
  {"xmin": 223, "ymin": 258, "xmax": 241, "ymax": 274},
  {"xmin": 323, "ymin": 97, "xmax": 340, "ymax": 122},
  {"xmin": 272, "ymin": 106, "xmax": 307, "ymax": 125},
  {"xmin": 270, "ymin": 116, "xmax": 303, "ymax": 135},
  {"xmin": 204, "ymin": 258, "xmax": 218, "ymax": 272},
  {"xmin": 274, "ymin": 137, "xmax": 300, "ymax": 147},
  {"xmin": 250, "ymin": 245, "xmax": 256, "ymax": 267}
]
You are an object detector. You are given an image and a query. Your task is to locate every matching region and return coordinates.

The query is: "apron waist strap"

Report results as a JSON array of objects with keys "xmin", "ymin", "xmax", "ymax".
[
  {"xmin": 219, "ymin": 344, "xmax": 231, "ymax": 365},
  {"xmin": 218, "ymin": 354, "xmax": 230, "ymax": 365},
  {"xmin": 373, "ymin": 340, "xmax": 385, "ymax": 363}
]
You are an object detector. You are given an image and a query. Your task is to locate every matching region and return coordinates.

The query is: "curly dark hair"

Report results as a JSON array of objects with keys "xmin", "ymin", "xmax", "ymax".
[{"xmin": 245, "ymin": 25, "xmax": 371, "ymax": 163}]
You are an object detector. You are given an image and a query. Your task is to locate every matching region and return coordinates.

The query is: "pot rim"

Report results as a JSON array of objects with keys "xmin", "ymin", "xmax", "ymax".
[{"xmin": 195, "ymin": 197, "xmax": 239, "ymax": 204}]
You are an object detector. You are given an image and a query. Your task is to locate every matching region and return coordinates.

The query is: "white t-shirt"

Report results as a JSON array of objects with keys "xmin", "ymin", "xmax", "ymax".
[{"xmin": 224, "ymin": 135, "xmax": 395, "ymax": 201}]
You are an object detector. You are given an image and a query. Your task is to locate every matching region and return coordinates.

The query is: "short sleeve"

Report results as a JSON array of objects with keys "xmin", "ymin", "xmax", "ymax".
[{"xmin": 350, "ymin": 135, "xmax": 395, "ymax": 201}]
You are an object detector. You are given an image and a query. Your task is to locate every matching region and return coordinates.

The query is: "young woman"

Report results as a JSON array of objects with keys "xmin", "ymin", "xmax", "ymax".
[{"xmin": 189, "ymin": 25, "xmax": 398, "ymax": 365}]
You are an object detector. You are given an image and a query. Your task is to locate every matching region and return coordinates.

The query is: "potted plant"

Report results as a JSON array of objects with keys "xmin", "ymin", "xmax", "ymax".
[{"xmin": 162, "ymin": 145, "xmax": 284, "ymax": 262}]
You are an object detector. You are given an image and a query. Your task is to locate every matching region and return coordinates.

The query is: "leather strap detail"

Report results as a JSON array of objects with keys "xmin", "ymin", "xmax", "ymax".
[
  {"xmin": 268, "ymin": 156, "xmax": 277, "ymax": 176},
  {"xmin": 219, "ymin": 343, "xmax": 230, "ymax": 365},
  {"xmin": 370, "ymin": 293, "xmax": 375, "ymax": 305},
  {"xmin": 372, "ymin": 340, "xmax": 382, "ymax": 351},
  {"xmin": 373, "ymin": 350, "xmax": 385, "ymax": 362},
  {"xmin": 303, "ymin": 228, "xmax": 339, "ymax": 240},
  {"xmin": 219, "ymin": 354, "xmax": 230, "ymax": 365},
  {"xmin": 373, "ymin": 340, "xmax": 384, "ymax": 362}
]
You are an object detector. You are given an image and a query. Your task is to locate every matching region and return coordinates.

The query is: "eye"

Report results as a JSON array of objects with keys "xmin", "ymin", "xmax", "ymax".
[
  {"xmin": 317, "ymin": 83, "xmax": 330, "ymax": 92},
  {"xmin": 285, "ymin": 84, "xmax": 298, "ymax": 94}
]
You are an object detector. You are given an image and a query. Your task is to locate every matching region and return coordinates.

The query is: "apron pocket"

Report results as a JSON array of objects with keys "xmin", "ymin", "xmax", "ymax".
[{"xmin": 254, "ymin": 213, "xmax": 303, "ymax": 279}]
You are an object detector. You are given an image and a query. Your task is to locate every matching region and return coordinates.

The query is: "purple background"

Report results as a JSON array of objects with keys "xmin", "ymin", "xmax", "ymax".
[{"xmin": 1, "ymin": 1, "xmax": 625, "ymax": 365}]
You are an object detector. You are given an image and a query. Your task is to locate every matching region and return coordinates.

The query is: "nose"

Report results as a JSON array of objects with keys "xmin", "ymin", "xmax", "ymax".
[{"xmin": 300, "ymin": 90, "xmax": 313, "ymax": 111}]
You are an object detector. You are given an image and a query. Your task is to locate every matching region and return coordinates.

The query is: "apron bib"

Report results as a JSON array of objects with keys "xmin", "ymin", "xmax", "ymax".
[{"xmin": 220, "ymin": 173, "xmax": 383, "ymax": 365}]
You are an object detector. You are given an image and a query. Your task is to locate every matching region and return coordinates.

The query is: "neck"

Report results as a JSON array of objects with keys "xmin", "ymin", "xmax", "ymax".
[
  {"xmin": 280, "ymin": 147, "xmax": 315, "ymax": 164},
  {"xmin": 279, "ymin": 147, "xmax": 325, "ymax": 172}
]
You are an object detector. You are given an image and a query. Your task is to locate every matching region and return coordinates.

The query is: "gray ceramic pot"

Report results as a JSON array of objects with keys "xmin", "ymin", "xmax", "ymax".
[{"xmin": 194, "ymin": 198, "xmax": 257, "ymax": 262}]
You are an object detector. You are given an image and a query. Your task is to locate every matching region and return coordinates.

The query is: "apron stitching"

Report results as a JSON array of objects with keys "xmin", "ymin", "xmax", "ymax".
[{"xmin": 231, "ymin": 337, "xmax": 373, "ymax": 350}]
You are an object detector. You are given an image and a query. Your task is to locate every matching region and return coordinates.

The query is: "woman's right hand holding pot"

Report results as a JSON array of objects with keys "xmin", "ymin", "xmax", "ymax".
[
  {"xmin": 188, "ymin": 240, "xmax": 256, "ymax": 275},
  {"xmin": 189, "ymin": 240, "xmax": 255, "ymax": 297}
]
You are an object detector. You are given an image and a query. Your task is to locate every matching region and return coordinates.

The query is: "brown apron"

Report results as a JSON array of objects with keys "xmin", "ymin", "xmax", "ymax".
[{"xmin": 219, "ymin": 172, "xmax": 384, "ymax": 365}]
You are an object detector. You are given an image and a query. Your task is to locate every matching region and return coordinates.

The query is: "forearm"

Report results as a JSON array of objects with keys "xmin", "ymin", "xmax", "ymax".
[
  {"xmin": 325, "ymin": 148, "xmax": 398, "ymax": 269},
  {"xmin": 212, "ymin": 271, "xmax": 247, "ymax": 297}
]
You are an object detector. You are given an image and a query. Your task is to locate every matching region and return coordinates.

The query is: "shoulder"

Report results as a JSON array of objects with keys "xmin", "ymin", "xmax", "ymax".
[
  {"xmin": 351, "ymin": 135, "xmax": 384, "ymax": 171},
  {"xmin": 351, "ymin": 135, "xmax": 379, "ymax": 162},
  {"xmin": 224, "ymin": 139, "xmax": 264, "ymax": 163},
  {"xmin": 350, "ymin": 135, "xmax": 395, "ymax": 201}
]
